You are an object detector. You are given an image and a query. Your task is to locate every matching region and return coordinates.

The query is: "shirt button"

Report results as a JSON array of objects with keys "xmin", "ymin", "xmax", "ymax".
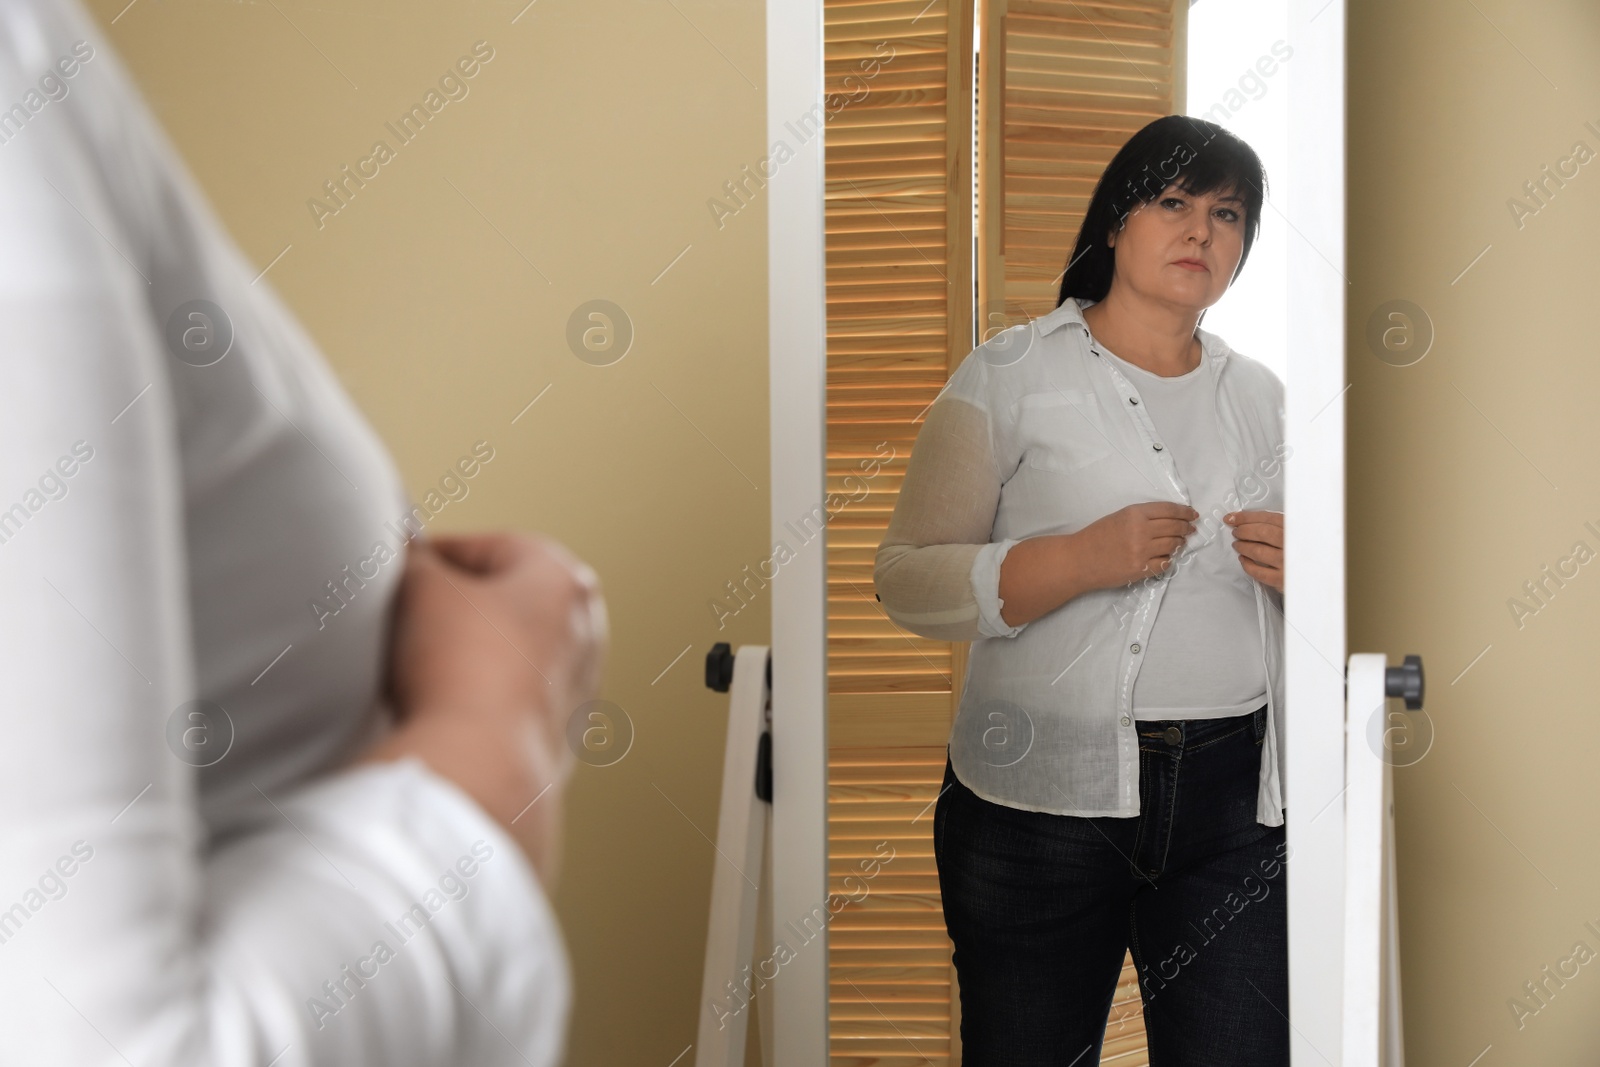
[
  {"xmin": 1129, "ymin": 397, "xmax": 1139, "ymax": 405},
  {"xmin": 1131, "ymin": 643, "xmax": 1141, "ymax": 653},
  {"xmin": 1152, "ymin": 443, "xmax": 1164, "ymax": 452},
  {"xmin": 1121, "ymin": 716, "xmax": 1131, "ymax": 726}
]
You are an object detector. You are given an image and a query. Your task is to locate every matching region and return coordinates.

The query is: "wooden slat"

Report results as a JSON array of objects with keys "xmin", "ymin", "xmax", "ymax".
[{"xmin": 824, "ymin": 4, "xmax": 964, "ymax": 1062}]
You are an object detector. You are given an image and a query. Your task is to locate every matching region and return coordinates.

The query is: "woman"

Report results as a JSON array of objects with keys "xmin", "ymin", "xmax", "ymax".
[
  {"xmin": 0, "ymin": 0, "xmax": 604, "ymax": 1062},
  {"xmin": 874, "ymin": 115, "xmax": 1288, "ymax": 1065}
]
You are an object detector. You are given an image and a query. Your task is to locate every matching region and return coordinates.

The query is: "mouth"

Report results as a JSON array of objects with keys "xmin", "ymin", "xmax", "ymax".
[{"xmin": 1171, "ymin": 259, "xmax": 1209, "ymax": 272}]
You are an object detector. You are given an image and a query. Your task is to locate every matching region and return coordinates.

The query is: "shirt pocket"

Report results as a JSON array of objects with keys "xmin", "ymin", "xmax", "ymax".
[{"xmin": 1013, "ymin": 390, "xmax": 1115, "ymax": 474}]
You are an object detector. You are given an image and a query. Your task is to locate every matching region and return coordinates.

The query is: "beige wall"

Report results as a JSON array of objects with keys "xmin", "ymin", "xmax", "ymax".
[
  {"xmin": 90, "ymin": 1, "xmax": 768, "ymax": 1062},
  {"xmin": 1349, "ymin": 0, "xmax": 1600, "ymax": 1061}
]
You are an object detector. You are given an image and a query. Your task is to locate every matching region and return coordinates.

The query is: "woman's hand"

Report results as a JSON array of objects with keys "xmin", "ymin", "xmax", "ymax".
[
  {"xmin": 1225, "ymin": 509, "xmax": 1284, "ymax": 594},
  {"xmin": 998, "ymin": 502, "xmax": 1198, "ymax": 627},
  {"xmin": 360, "ymin": 531, "xmax": 608, "ymax": 890},
  {"xmin": 1076, "ymin": 500, "xmax": 1200, "ymax": 589}
]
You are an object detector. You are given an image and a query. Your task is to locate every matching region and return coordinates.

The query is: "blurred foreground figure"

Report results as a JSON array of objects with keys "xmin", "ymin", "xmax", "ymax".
[{"xmin": 0, "ymin": 1, "xmax": 605, "ymax": 1063}]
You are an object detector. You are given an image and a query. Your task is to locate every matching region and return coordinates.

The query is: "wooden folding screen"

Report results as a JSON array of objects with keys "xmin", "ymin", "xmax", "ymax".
[
  {"xmin": 822, "ymin": 1, "xmax": 1184, "ymax": 1063},
  {"xmin": 980, "ymin": 0, "xmax": 1186, "ymax": 326},
  {"xmin": 822, "ymin": 2, "xmax": 974, "ymax": 1063}
]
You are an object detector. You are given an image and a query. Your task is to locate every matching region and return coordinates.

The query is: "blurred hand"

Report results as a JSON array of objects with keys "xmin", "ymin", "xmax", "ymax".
[
  {"xmin": 1225, "ymin": 509, "xmax": 1284, "ymax": 594},
  {"xmin": 1073, "ymin": 500, "xmax": 1199, "ymax": 589},
  {"xmin": 361, "ymin": 531, "xmax": 607, "ymax": 890}
]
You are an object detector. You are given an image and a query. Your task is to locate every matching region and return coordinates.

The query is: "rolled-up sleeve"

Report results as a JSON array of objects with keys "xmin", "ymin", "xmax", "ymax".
[
  {"xmin": 969, "ymin": 537, "xmax": 1026, "ymax": 638},
  {"xmin": 873, "ymin": 358, "xmax": 1029, "ymax": 642}
]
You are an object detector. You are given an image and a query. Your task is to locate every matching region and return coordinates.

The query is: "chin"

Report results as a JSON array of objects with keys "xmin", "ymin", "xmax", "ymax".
[{"xmin": 1159, "ymin": 287, "xmax": 1214, "ymax": 311}]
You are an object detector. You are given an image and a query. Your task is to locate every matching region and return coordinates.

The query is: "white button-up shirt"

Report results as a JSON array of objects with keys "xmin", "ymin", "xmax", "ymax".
[
  {"xmin": 0, "ymin": 0, "xmax": 570, "ymax": 1061},
  {"xmin": 874, "ymin": 296, "xmax": 1288, "ymax": 825}
]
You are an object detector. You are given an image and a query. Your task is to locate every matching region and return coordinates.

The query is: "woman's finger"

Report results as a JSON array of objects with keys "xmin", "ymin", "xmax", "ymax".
[
  {"xmin": 428, "ymin": 531, "xmax": 526, "ymax": 574},
  {"xmin": 1228, "ymin": 531, "xmax": 1280, "ymax": 556}
]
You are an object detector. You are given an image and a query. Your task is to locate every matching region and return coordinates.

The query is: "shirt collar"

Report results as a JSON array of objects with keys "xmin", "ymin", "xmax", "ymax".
[
  {"xmin": 1034, "ymin": 295, "xmax": 1094, "ymax": 337},
  {"xmin": 1034, "ymin": 295, "xmax": 1231, "ymax": 365}
]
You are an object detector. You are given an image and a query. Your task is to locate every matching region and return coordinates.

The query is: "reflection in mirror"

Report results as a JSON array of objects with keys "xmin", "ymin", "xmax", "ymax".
[{"xmin": 824, "ymin": 1, "xmax": 1292, "ymax": 1063}]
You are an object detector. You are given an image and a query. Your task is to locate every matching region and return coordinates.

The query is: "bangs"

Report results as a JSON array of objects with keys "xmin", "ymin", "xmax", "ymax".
[{"xmin": 1168, "ymin": 128, "xmax": 1263, "ymax": 219}]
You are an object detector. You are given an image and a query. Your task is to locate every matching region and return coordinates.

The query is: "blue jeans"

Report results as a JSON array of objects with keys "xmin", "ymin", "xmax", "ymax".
[{"xmin": 933, "ymin": 704, "xmax": 1288, "ymax": 1066}]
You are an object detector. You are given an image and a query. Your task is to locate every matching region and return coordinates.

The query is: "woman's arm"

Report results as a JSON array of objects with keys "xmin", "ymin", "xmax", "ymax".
[
  {"xmin": 361, "ymin": 531, "xmax": 608, "ymax": 892},
  {"xmin": 874, "ymin": 390, "xmax": 1041, "ymax": 641},
  {"xmin": 994, "ymin": 534, "xmax": 1092, "ymax": 627},
  {"xmin": 998, "ymin": 502, "xmax": 1200, "ymax": 626},
  {"xmin": 874, "ymin": 375, "xmax": 1200, "ymax": 636}
]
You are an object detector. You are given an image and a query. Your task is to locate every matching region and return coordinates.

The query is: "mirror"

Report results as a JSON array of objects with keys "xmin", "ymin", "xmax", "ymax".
[{"xmin": 770, "ymin": 0, "xmax": 1348, "ymax": 1062}]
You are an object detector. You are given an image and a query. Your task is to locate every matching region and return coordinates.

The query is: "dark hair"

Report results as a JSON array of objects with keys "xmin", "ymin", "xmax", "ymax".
[{"xmin": 1057, "ymin": 115, "xmax": 1267, "ymax": 308}]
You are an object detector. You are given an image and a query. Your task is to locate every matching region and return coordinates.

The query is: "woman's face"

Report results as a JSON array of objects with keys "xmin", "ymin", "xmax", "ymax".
[{"xmin": 1105, "ymin": 181, "xmax": 1247, "ymax": 313}]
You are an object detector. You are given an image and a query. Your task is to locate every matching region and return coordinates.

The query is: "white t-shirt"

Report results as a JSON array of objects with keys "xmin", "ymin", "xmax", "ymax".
[
  {"xmin": 0, "ymin": 1, "xmax": 571, "ymax": 1062},
  {"xmin": 1095, "ymin": 343, "xmax": 1269, "ymax": 720}
]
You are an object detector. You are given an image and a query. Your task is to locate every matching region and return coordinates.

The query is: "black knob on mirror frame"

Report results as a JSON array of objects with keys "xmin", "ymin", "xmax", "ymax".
[
  {"xmin": 706, "ymin": 641, "xmax": 734, "ymax": 692},
  {"xmin": 1384, "ymin": 654, "xmax": 1424, "ymax": 710}
]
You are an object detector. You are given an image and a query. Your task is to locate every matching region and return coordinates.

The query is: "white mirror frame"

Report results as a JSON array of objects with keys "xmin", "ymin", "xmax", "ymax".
[
  {"xmin": 765, "ymin": 1, "xmax": 830, "ymax": 1064},
  {"xmin": 1286, "ymin": 0, "xmax": 1349, "ymax": 1061}
]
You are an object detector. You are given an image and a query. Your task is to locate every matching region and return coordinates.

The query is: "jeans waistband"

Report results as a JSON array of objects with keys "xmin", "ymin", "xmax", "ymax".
[{"xmin": 1134, "ymin": 703, "xmax": 1266, "ymax": 744}]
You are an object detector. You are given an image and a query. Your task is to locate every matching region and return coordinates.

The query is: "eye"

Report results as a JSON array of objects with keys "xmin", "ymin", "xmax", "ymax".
[
  {"xmin": 1215, "ymin": 207, "xmax": 1241, "ymax": 222},
  {"xmin": 1161, "ymin": 196, "xmax": 1185, "ymax": 209}
]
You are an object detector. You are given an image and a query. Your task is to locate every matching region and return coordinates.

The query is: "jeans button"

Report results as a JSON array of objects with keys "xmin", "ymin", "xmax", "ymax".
[{"xmin": 1163, "ymin": 726, "xmax": 1181, "ymax": 745}]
